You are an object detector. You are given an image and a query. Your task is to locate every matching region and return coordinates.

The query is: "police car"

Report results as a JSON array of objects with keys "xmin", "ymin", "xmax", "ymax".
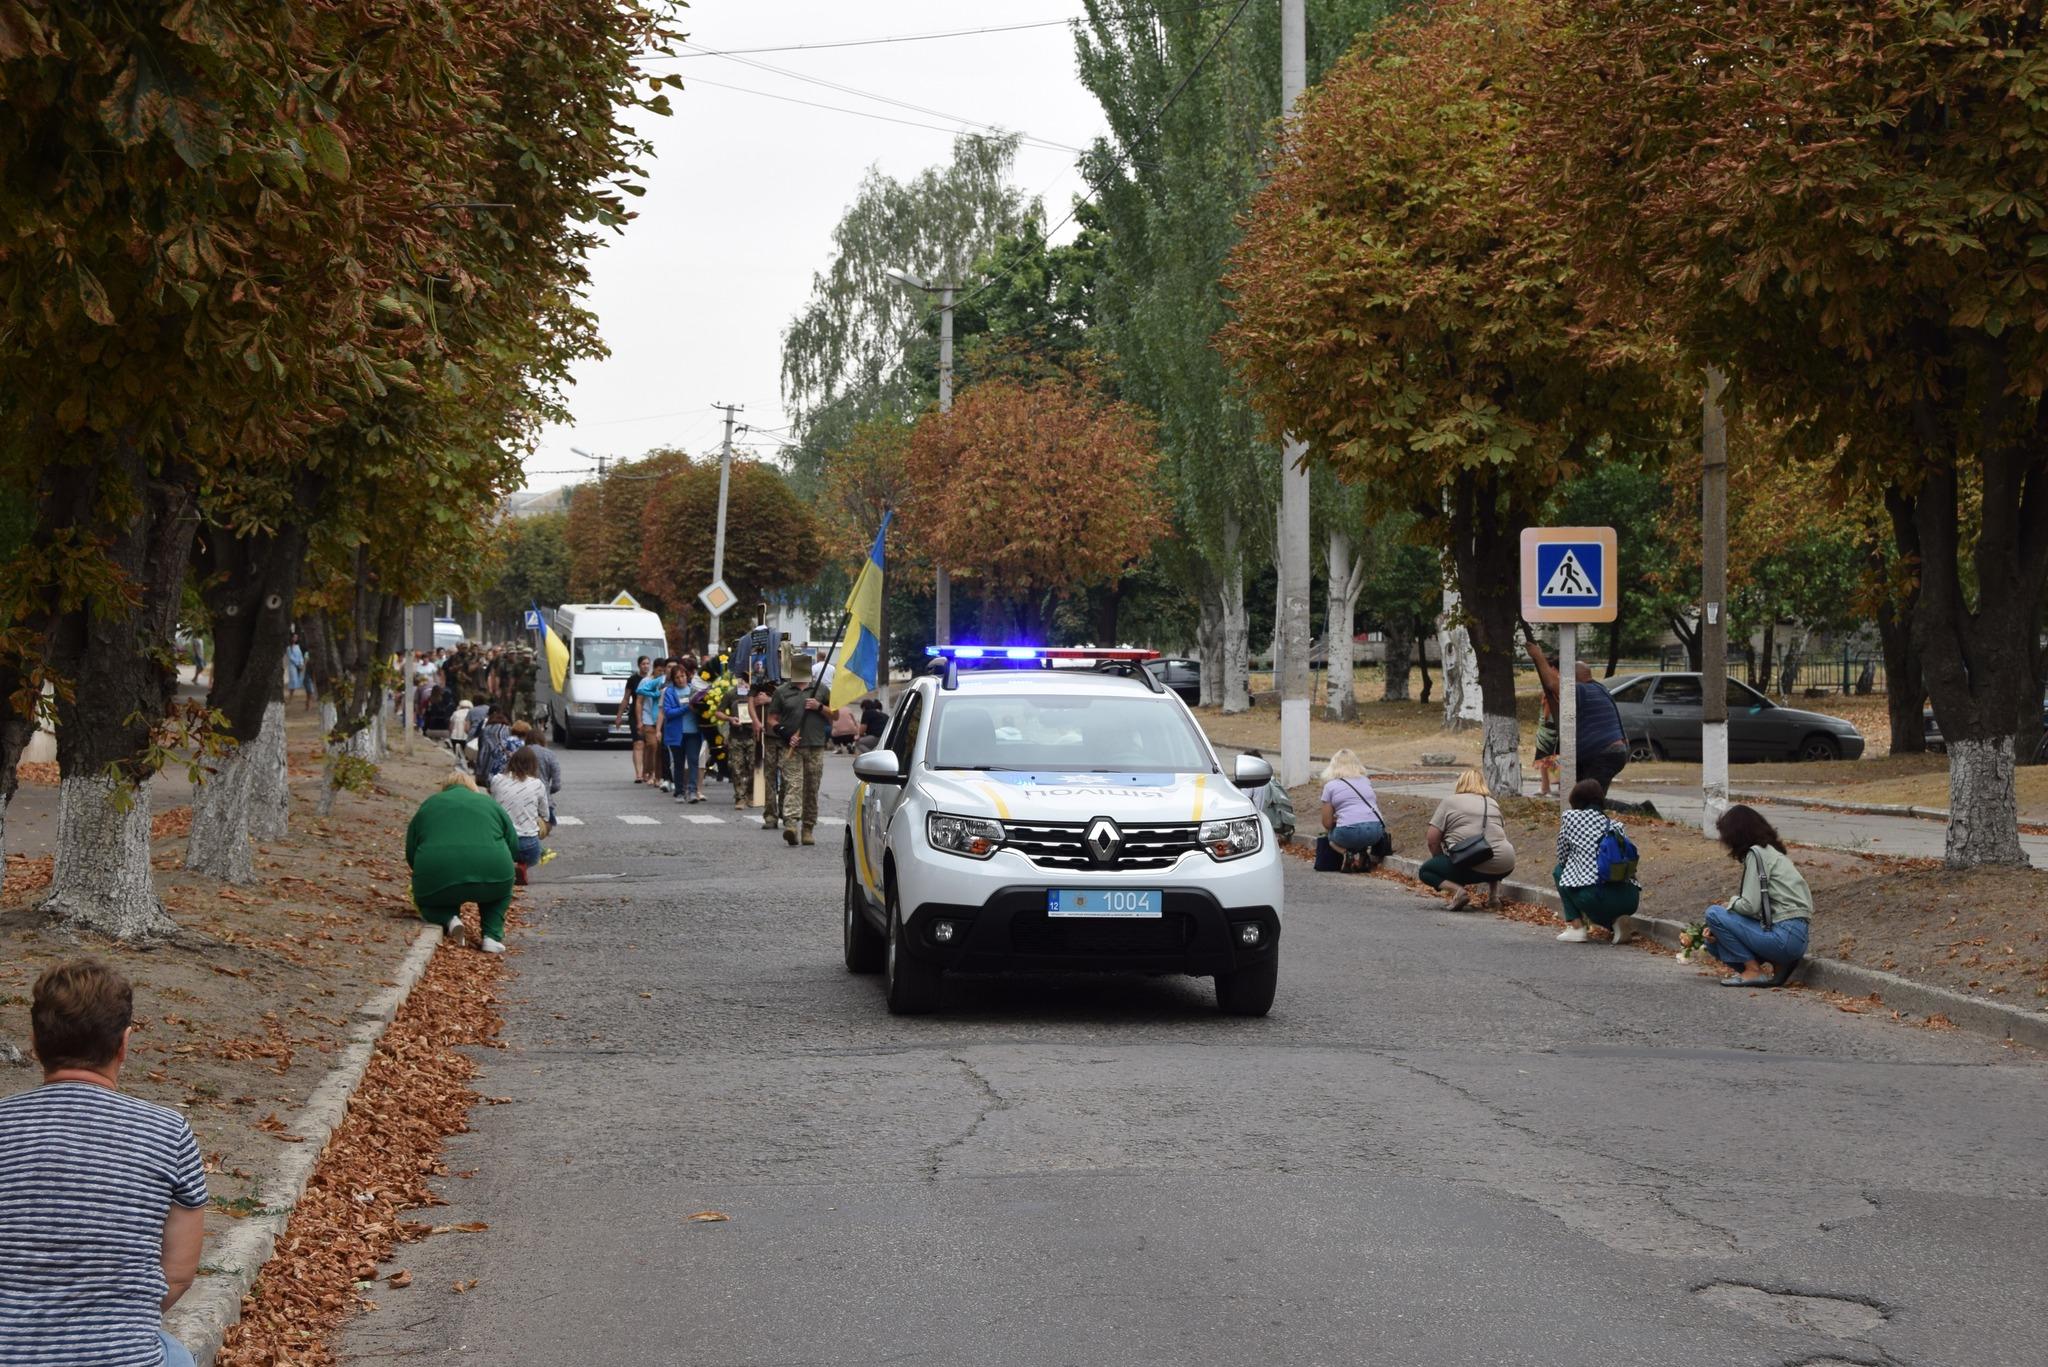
[{"xmin": 841, "ymin": 647, "xmax": 1284, "ymax": 1016}]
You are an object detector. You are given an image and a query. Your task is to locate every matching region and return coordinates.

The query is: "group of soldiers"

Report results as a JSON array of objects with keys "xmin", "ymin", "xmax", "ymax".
[{"xmin": 431, "ymin": 642, "xmax": 537, "ymax": 722}]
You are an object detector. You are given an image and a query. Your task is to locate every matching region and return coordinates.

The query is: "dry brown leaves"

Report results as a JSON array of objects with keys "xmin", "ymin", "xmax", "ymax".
[
  {"xmin": 216, "ymin": 929, "xmax": 509, "ymax": 1366},
  {"xmin": 3, "ymin": 853, "xmax": 53, "ymax": 898},
  {"xmin": 14, "ymin": 761, "xmax": 57, "ymax": 786},
  {"xmin": 152, "ymin": 805, "xmax": 194, "ymax": 839}
]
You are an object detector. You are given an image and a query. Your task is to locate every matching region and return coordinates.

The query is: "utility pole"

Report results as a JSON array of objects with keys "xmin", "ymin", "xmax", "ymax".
[
  {"xmin": 1276, "ymin": 0, "xmax": 1313, "ymax": 788},
  {"xmin": 708, "ymin": 402, "xmax": 742, "ymax": 657},
  {"xmin": 1700, "ymin": 366, "xmax": 1730, "ymax": 835}
]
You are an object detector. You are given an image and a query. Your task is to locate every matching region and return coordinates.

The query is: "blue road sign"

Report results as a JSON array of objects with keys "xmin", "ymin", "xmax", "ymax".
[
  {"xmin": 522, "ymin": 609, "xmax": 543, "ymax": 630},
  {"xmin": 1534, "ymin": 541, "xmax": 1603, "ymax": 608},
  {"xmin": 1520, "ymin": 526, "xmax": 1617, "ymax": 623}
]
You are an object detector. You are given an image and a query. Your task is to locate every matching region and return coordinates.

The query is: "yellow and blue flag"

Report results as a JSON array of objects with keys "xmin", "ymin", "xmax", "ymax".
[
  {"xmin": 829, "ymin": 511, "xmax": 891, "ymax": 711},
  {"xmin": 534, "ymin": 602, "xmax": 570, "ymax": 694}
]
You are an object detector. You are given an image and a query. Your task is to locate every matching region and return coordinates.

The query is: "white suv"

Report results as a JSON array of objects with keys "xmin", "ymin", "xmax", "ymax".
[{"xmin": 841, "ymin": 650, "xmax": 1284, "ymax": 1016}]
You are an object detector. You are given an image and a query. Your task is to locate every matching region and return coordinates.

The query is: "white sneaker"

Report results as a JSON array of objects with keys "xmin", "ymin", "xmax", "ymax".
[
  {"xmin": 1611, "ymin": 915, "xmax": 1637, "ymax": 946},
  {"xmin": 659, "ymin": 780, "xmax": 673, "ymax": 794},
  {"xmin": 1556, "ymin": 925, "xmax": 1590, "ymax": 943},
  {"xmin": 442, "ymin": 920, "xmax": 464, "ymax": 947},
  {"xmin": 479, "ymin": 936, "xmax": 506, "ymax": 955}
]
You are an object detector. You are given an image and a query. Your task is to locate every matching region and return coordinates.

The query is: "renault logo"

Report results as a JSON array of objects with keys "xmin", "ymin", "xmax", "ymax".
[{"xmin": 1085, "ymin": 817, "xmax": 1122, "ymax": 864}]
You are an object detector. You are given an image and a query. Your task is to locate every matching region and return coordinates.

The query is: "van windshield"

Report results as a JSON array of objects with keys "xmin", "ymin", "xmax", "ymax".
[
  {"xmin": 574, "ymin": 638, "xmax": 664, "ymax": 678},
  {"xmin": 928, "ymin": 693, "xmax": 1214, "ymax": 773}
]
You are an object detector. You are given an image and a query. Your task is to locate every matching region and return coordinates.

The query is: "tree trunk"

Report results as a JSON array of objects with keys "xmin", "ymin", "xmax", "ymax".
[
  {"xmin": 1906, "ymin": 426, "xmax": 2046, "ymax": 867},
  {"xmin": 39, "ymin": 453, "xmax": 196, "ymax": 939},
  {"xmin": 1414, "ymin": 618, "xmax": 1434, "ymax": 706},
  {"xmin": 1219, "ymin": 511, "xmax": 1251, "ymax": 714},
  {"xmin": 1437, "ymin": 585, "xmax": 1482, "ymax": 732},
  {"xmin": 185, "ymin": 515, "xmax": 311, "ymax": 881},
  {"xmin": 1757, "ymin": 621, "xmax": 1775, "ymax": 693},
  {"xmin": 246, "ymin": 701, "xmax": 291, "ymax": 840},
  {"xmin": 1872, "ymin": 506, "xmax": 1926, "ymax": 756},
  {"xmin": 1444, "ymin": 470, "xmax": 1525, "ymax": 797},
  {"xmin": 1670, "ymin": 613, "xmax": 1702, "ymax": 671},
  {"xmin": 1605, "ymin": 621, "xmax": 1622, "ymax": 678},
  {"xmin": 1197, "ymin": 585, "xmax": 1222, "ymax": 708},
  {"xmin": 1381, "ymin": 618, "xmax": 1413, "ymax": 702},
  {"xmin": 1324, "ymin": 530, "xmax": 1363, "ymax": 722}
]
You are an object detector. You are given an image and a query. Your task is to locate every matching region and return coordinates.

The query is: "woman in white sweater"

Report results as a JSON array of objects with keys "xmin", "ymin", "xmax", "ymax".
[{"xmin": 489, "ymin": 745, "xmax": 552, "ymax": 883}]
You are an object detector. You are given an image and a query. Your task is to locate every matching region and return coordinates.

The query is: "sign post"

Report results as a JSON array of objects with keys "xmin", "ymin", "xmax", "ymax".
[{"xmin": 1521, "ymin": 527, "xmax": 1618, "ymax": 810}]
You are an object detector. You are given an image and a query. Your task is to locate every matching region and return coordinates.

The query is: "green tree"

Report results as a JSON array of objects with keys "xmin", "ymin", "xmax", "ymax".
[
  {"xmin": 1522, "ymin": 0, "xmax": 2048, "ymax": 864},
  {"xmin": 1222, "ymin": 0, "xmax": 1680, "ymax": 794},
  {"xmin": 481, "ymin": 512, "xmax": 573, "ymax": 640}
]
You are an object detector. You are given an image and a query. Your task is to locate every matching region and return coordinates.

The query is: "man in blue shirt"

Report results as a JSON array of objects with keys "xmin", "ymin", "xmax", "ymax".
[{"xmin": 1526, "ymin": 634, "xmax": 1630, "ymax": 797}]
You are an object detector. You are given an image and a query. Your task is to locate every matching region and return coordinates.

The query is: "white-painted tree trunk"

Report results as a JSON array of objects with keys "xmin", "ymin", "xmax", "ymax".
[
  {"xmin": 1946, "ymin": 736, "xmax": 2025, "ymax": 867},
  {"xmin": 1220, "ymin": 571, "xmax": 1251, "ymax": 715},
  {"xmin": 1197, "ymin": 591, "xmax": 1223, "ymax": 709},
  {"xmin": 1437, "ymin": 586, "xmax": 1482, "ymax": 732},
  {"xmin": 1481, "ymin": 712, "xmax": 1523, "ymax": 797},
  {"xmin": 185, "ymin": 742, "xmax": 259, "ymax": 884},
  {"xmin": 43, "ymin": 773, "xmax": 176, "ymax": 939},
  {"xmin": 247, "ymin": 701, "xmax": 290, "ymax": 841},
  {"xmin": 1324, "ymin": 531, "xmax": 1363, "ymax": 722}
]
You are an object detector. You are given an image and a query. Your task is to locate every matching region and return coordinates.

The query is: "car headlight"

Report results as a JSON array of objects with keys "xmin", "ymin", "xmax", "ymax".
[
  {"xmin": 927, "ymin": 813, "xmax": 1004, "ymax": 860},
  {"xmin": 1199, "ymin": 816, "xmax": 1263, "ymax": 861}
]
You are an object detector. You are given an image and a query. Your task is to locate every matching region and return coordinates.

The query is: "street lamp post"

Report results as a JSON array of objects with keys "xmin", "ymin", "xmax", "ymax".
[{"xmin": 887, "ymin": 267, "xmax": 955, "ymax": 646}]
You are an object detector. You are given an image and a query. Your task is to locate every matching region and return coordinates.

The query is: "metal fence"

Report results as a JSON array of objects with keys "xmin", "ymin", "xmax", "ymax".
[{"xmin": 1655, "ymin": 646, "xmax": 1888, "ymax": 696}]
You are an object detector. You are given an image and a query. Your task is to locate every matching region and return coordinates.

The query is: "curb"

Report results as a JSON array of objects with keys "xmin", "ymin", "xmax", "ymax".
[
  {"xmin": 167, "ymin": 924, "xmax": 444, "ymax": 1366},
  {"xmin": 1728, "ymin": 789, "xmax": 1951, "ymax": 822},
  {"xmin": 1304, "ymin": 841, "xmax": 2048, "ymax": 1052}
]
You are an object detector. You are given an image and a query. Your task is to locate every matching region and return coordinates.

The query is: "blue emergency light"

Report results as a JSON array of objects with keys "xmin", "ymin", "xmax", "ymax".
[{"xmin": 923, "ymin": 645, "xmax": 1163, "ymax": 691}]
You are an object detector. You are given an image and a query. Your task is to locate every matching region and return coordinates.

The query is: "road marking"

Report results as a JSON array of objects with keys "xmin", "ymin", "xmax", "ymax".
[
  {"xmin": 553, "ymin": 815, "xmax": 585, "ymax": 827},
  {"xmin": 683, "ymin": 814, "xmax": 725, "ymax": 825},
  {"xmin": 617, "ymin": 814, "xmax": 660, "ymax": 826},
  {"xmin": 816, "ymin": 816, "xmax": 846, "ymax": 826}
]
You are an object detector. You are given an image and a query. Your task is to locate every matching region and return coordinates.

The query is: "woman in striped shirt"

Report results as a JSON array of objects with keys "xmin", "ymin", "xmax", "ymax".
[{"xmin": 1551, "ymin": 778, "xmax": 1642, "ymax": 943}]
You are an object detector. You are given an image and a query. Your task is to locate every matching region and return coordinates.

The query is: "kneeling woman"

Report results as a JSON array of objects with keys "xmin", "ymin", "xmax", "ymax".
[
  {"xmin": 1419, "ymin": 768, "xmax": 1516, "ymax": 910},
  {"xmin": 1552, "ymin": 779, "xmax": 1640, "ymax": 942},
  {"xmin": 1705, "ymin": 805, "xmax": 1812, "ymax": 986},
  {"xmin": 405, "ymin": 772, "xmax": 518, "ymax": 954},
  {"xmin": 1318, "ymin": 749, "xmax": 1386, "ymax": 872}
]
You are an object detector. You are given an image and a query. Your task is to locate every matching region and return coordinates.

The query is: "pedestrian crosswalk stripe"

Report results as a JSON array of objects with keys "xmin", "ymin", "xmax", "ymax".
[
  {"xmin": 816, "ymin": 817, "xmax": 846, "ymax": 826},
  {"xmin": 553, "ymin": 815, "xmax": 585, "ymax": 827},
  {"xmin": 617, "ymin": 814, "xmax": 660, "ymax": 825},
  {"xmin": 683, "ymin": 814, "xmax": 724, "ymax": 825}
]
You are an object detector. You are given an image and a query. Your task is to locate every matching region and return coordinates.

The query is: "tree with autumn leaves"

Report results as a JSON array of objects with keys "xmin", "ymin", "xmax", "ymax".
[
  {"xmin": 1222, "ymin": 0, "xmax": 1682, "ymax": 797},
  {"xmin": 901, "ymin": 376, "xmax": 1167, "ymax": 641},
  {"xmin": 1517, "ymin": 0, "xmax": 2048, "ymax": 865},
  {"xmin": 0, "ymin": 1, "xmax": 680, "ymax": 933}
]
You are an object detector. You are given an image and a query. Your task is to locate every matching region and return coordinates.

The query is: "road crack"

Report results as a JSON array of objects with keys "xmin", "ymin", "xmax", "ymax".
[{"xmin": 922, "ymin": 1054, "xmax": 1012, "ymax": 1182}]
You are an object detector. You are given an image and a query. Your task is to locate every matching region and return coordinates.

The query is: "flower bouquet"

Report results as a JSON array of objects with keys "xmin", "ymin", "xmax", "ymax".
[{"xmin": 1675, "ymin": 920, "xmax": 1709, "ymax": 963}]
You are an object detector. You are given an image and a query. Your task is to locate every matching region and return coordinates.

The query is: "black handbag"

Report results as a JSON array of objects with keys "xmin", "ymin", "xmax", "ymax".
[
  {"xmin": 1313, "ymin": 835, "xmax": 1345, "ymax": 871},
  {"xmin": 1446, "ymin": 797, "xmax": 1495, "ymax": 869}
]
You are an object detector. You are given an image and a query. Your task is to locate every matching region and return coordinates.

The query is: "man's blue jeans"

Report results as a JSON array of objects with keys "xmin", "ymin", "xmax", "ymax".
[
  {"xmin": 1705, "ymin": 904, "xmax": 1809, "ymax": 970},
  {"xmin": 161, "ymin": 1330, "xmax": 196, "ymax": 1367}
]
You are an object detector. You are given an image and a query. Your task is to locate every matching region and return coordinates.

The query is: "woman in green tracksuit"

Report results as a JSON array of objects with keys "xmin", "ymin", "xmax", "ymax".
[{"xmin": 405, "ymin": 772, "xmax": 518, "ymax": 953}]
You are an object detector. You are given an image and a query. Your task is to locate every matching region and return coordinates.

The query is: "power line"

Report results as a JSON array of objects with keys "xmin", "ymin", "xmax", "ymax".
[
  {"xmin": 679, "ymin": 41, "xmax": 1092, "ymax": 156},
  {"xmin": 648, "ymin": 5, "xmax": 1245, "ymax": 60},
  {"xmin": 1153, "ymin": 0, "xmax": 1256, "ymax": 125},
  {"xmin": 680, "ymin": 75, "xmax": 1084, "ymax": 158}
]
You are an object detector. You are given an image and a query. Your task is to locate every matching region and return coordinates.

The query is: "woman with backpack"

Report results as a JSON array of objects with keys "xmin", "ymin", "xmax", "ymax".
[
  {"xmin": 471, "ymin": 707, "xmax": 516, "ymax": 785},
  {"xmin": 1703, "ymin": 805, "xmax": 1812, "ymax": 986},
  {"xmin": 1552, "ymin": 778, "xmax": 1641, "ymax": 943},
  {"xmin": 1317, "ymin": 749, "xmax": 1386, "ymax": 873},
  {"xmin": 1418, "ymin": 768, "xmax": 1515, "ymax": 911}
]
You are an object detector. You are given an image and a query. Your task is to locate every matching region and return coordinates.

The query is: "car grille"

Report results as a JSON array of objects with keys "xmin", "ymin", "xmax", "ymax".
[
  {"xmin": 1009, "ymin": 910, "xmax": 1195, "ymax": 957},
  {"xmin": 1000, "ymin": 821, "xmax": 1202, "ymax": 871}
]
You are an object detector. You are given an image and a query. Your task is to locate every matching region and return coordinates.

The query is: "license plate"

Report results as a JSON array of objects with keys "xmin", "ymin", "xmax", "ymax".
[
  {"xmin": 608, "ymin": 722, "xmax": 630, "ymax": 735},
  {"xmin": 1048, "ymin": 889, "xmax": 1161, "ymax": 919}
]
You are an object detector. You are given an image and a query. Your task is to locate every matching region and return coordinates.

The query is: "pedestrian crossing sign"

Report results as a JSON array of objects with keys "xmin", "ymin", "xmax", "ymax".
[{"xmin": 1520, "ymin": 527, "xmax": 1617, "ymax": 623}]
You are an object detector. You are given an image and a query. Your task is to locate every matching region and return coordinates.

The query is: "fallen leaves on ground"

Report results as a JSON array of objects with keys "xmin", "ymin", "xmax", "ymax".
[
  {"xmin": 14, "ymin": 761, "xmax": 57, "ymax": 786},
  {"xmin": 687, "ymin": 1211, "xmax": 730, "ymax": 1222},
  {"xmin": 215, "ymin": 927, "xmax": 508, "ymax": 1366},
  {"xmin": 151, "ymin": 806, "xmax": 193, "ymax": 839},
  {"xmin": 2, "ymin": 854, "xmax": 53, "ymax": 898}
]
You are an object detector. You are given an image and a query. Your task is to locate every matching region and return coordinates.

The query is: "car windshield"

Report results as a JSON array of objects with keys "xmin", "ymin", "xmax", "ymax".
[
  {"xmin": 574, "ymin": 637, "xmax": 664, "ymax": 678},
  {"xmin": 929, "ymin": 692, "xmax": 1215, "ymax": 773}
]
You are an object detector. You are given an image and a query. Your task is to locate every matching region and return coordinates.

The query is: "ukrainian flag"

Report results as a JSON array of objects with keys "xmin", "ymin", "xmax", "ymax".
[
  {"xmin": 829, "ymin": 511, "xmax": 891, "ymax": 712},
  {"xmin": 534, "ymin": 602, "xmax": 570, "ymax": 694}
]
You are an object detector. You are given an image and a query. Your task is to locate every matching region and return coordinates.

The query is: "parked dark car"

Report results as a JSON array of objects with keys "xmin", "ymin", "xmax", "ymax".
[
  {"xmin": 1924, "ymin": 693, "xmax": 2048, "ymax": 760},
  {"xmin": 1604, "ymin": 673, "xmax": 1865, "ymax": 763},
  {"xmin": 1147, "ymin": 657, "xmax": 1201, "ymax": 703}
]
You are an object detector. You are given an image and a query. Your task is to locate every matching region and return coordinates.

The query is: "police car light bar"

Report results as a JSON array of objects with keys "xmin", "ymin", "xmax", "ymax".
[{"xmin": 924, "ymin": 646, "xmax": 1161, "ymax": 662}]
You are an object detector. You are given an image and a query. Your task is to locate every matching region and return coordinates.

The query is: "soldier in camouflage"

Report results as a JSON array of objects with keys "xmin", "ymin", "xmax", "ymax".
[{"xmin": 770, "ymin": 654, "xmax": 838, "ymax": 846}]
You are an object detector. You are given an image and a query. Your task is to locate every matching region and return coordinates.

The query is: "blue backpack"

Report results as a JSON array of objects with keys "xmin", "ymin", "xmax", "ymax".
[{"xmin": 1596, "ymin": 821, "xmax": 1639, "ymax": 884}]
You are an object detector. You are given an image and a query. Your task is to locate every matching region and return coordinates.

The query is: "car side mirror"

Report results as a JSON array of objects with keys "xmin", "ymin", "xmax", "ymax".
[
  {"xmin": 1231, "ymin": 753, "xmax": 1274, "ymax": 790},
  {"xmin": 853, "ymin": 750, "xmax": 906, "ymax": 786}
]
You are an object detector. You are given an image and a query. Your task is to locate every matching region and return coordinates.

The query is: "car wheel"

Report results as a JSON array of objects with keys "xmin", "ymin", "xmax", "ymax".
[
  {"xmin": 843, "ymin": 845, "xmax": 884, "ymax": 974},
  {"xmin": 549, "ymin": 708, "xmax": 568, "ymax": 745},
  {"xmin": 1795, "ymin": 735, "xmax": 1841, "ymax": 762},
  {"xmin": 883, "ymin": 881, "xmax": 941, "ymax": 1015},
  {"xmin": 1215, "ymin": 955, "xmax": 1278, "ymax": 1017},
  {"xmin": 1627, "ymin": 737, "xmax": 1656, "ymax": 763}
]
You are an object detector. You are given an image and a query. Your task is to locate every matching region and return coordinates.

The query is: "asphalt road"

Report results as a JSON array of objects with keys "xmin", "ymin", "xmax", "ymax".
[{"xmin": 338, "ymin": 741, "xmax": 2048, "ymax": 1367}]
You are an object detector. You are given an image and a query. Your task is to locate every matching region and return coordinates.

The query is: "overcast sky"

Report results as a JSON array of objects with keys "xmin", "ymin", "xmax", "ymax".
[{"xmin": 519, "ymin": 2, "xmax": 1112, "ymax": 492}]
